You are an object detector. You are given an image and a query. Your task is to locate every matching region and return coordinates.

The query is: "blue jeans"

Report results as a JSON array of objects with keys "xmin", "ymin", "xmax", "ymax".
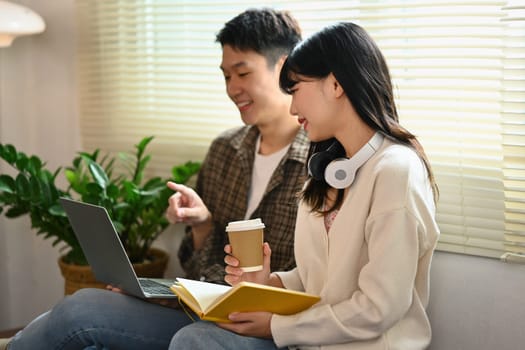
[
  {"xmin": 9, "ymin": 288, "xmax": 193, "ymax": 350},
  {"xmin": 169, "ymin": 321, "xmax": 284, "ymax": 350}
]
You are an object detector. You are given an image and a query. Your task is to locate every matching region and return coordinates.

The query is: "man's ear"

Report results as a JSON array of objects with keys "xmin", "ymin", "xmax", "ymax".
[{"xmin": 274, "ymin": 55, "xmax": 287, "ymax": 73}]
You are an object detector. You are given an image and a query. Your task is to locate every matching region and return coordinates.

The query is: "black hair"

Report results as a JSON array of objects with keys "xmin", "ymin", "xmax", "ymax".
[
  {"xmin": 280, "ymin": 22, "xmax": 438, "ymax": 213},
  {"xmin": 216, "ymin": 8, "xmax": 302, "ymax": 67}
]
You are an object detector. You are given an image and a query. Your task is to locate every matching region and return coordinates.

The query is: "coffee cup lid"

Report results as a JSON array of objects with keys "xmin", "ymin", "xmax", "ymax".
[{"xmin": 226, "ymin": 218, "xmax": 265, "ymax": 232}]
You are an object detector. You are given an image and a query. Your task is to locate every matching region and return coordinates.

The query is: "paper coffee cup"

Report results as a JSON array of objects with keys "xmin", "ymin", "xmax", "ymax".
[{"xmin": 226, "ymin": 218, "xmax": 265, "ymax": 272}]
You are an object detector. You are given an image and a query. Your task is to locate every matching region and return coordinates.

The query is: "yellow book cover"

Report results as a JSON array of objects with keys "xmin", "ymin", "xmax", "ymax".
[{"xmin": 170, "ymin": 278, "xmax": 320, "ymax": 323}]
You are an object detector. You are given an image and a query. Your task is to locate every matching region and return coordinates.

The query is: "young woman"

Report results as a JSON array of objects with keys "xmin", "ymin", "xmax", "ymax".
[{"xmin": 169, "ymin": 22, "xmax": 440, "ymax": 350}]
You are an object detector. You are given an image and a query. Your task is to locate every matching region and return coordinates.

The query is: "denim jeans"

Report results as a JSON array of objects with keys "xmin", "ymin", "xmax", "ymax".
[
  {"xmin": 9, "ymin": 288, "xmax": 193, "ymax": 350},
  {"xmin": 169, "ymin": 321, "xmax": 285, "ymax": 350}
]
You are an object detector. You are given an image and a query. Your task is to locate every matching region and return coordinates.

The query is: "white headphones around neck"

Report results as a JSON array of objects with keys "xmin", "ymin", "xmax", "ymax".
[{"xmin": 308, "ymin": 132, "xmax": 384, "ymax": 189}]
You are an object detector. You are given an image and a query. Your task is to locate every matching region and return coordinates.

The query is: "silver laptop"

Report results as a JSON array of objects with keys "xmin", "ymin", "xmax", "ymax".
[{"xmin": 59, "ymin": 197, "xmax": 177, "ymax": 299}]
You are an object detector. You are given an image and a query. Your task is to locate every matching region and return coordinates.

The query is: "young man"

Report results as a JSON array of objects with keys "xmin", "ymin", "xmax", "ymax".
[
  {"xmin": 166, "ymin": 7, "xmax": 307, "ymax": 284},
  {"xmin": 2, "ymin": 8, "xmax": 307, "ymax": 350}
]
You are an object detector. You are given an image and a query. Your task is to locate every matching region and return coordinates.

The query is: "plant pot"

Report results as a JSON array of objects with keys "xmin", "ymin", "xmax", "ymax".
[{"xmin": 58, "ymin": 247, "xmax": 169, "ymax": 295}]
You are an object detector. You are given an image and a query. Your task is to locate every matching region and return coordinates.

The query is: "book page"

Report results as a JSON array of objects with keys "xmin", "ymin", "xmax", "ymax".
[
  {"xmin": 170, "ymin": 284, "xmax": 202, "ymax": 315},
  {"xmin": 176, "ymin": 278, "xmax": 231, "ymax": 311}
]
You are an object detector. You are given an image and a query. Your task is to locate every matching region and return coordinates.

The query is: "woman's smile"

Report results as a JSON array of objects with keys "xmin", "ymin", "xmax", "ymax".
[{"xmin": 298, "ymin": 116, "xmax": 308, "ymax": 130}]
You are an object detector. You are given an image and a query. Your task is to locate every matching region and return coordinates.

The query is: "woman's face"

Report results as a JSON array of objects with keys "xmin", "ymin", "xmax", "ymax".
[{"xmin": 288, "ymin": 76, "xmax": 341, "ymax": 142}]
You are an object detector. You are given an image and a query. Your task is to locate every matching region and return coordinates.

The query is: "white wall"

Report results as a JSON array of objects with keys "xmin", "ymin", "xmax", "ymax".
[{"xmin": 0, "ymin": 0, "xmax": 80, "ymax": 330}]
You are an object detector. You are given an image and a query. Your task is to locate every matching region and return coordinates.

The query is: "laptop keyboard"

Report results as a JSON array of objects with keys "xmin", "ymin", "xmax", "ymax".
[{"xmin": 139, "ymin": 279, "xmax": 175, "ymax": 296}]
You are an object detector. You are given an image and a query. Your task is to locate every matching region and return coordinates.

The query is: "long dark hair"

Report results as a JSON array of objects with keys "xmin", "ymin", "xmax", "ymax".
[{"xmin": 280, "ymin": 22, "xmax": 438, "ymax": 213}]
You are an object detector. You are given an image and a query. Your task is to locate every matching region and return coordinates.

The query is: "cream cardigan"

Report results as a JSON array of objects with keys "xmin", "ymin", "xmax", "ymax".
[{"xmin": 272, "ymin": 137, "xmax": 440, "ymax": 350}]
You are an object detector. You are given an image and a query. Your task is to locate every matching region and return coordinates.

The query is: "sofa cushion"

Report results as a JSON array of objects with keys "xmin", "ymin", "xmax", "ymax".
[{"xmin": 427, "ymin": 251, "xmax": 525, "ymax": 350}]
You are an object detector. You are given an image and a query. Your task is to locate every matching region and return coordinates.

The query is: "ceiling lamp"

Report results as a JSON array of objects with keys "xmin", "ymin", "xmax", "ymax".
[{"xmin": 0, "ymin": 1, "xmax": 45, "ymax": 48}]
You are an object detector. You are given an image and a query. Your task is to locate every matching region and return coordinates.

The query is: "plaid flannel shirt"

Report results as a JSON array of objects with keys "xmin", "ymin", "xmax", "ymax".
[{"xmin": 178, "ymin": 125, "xmax": 309, "ymax": 283}]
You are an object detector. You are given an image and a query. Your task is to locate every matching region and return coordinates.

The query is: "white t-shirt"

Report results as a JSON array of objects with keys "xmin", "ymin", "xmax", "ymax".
[{"xmin": 245, "ymin": 135, "xmax": 291, "ymax": 219}]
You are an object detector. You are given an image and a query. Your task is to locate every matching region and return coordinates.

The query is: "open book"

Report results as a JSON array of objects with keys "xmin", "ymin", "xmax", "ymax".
[{"xmin": 170, "ymin": 278, "xmax": 320, "ymax": 323}]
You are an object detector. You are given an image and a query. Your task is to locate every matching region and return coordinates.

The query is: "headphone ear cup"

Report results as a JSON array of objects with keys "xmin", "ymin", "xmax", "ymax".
[
  {"xmin": 324, "ymin": 158, "xmax": 356, "ymax": 189},
  {"xmin": 308, "ymin": 151, "xmax": 338, "ymax": 181}
]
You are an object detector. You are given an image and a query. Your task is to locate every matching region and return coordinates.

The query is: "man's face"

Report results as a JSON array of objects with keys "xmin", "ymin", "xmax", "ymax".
[{"xmin": 220, "ymin": 45, "xmax": 290, "ymax": 126}]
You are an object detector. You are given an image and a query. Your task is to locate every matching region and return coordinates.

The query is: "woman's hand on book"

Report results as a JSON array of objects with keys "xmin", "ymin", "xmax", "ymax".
[
  {"xmin": 217, "ymin": 311, "xmax": 273, "ymax": 339},
  {"xmin": 224, "ymin": 242, "xmax": 272, "ymax": 286}
]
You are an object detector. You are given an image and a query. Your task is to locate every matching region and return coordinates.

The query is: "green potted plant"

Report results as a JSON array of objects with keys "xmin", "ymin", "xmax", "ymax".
[{"xmin": 0, "ymin": 136, "xmax": 200, "ymax": 293}]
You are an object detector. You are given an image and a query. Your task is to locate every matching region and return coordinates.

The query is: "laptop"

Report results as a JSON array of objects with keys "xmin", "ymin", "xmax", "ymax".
[{"xmin": 59, "ymin": 197, "xmax": 178, "ymax": 299}]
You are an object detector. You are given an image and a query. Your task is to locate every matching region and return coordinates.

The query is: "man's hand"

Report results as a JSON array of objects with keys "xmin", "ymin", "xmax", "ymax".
[
  {"xmin": 166, "ymin": 181, "xmax": 214, "ymax": 250},
  {"xmin": 166, "ymin": 181, "xmax": 211, "ymax": 226},
  {"xmin": 106, "ymin": 285, "xmax": 125, "ymax": 294},
  {"xmin": 106, "ymin": 285, "xmax": 182, "ymax": 308}
]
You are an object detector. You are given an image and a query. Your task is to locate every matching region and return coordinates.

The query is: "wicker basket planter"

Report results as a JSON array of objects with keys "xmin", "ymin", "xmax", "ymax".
[{"xmin": 58, "ymin": 247, "xmax": 169, "ymax": 295}]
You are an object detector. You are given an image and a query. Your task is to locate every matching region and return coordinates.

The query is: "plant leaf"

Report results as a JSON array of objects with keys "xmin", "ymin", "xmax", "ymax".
[
  {"xmin": 38, "ymin": 172, "xmax": 53, "ymax": 205},
  {"xmin": 88, "ymin": 161, "xmax": 109, "ymax": 189},
  {"xmin": 106, "ymin": 183, "xmax": 120, "ymax": 199},
  {"xmin": 86, "ymin": 182, "xmax": 104, "ymax": 195},
  {"xmin": 1, "ymin": 144, "xmax": 17, "ymax": 164},
  {"xmin": 15, "ymin": 153, "xmax": 28, "ymax": 171},
  {"xmin": 49, "ymin": 204, "xmax": 66, "ymax": 216},
  {"xmin": 15, "ymin": 174, "xmax": 31, "ymax": 199},
  {"xmin": 0, "ymin": 175, "xmax": 15, "ymax": 193},
  {"xmin": 28, "ymin": 155, "xmax": 43, "ymax": 172},
  {"xmin": 122, "ymin": 180, "xmax": 139, "ymax": 202},
  {"xmin": 64, "ymin": 169, "xmax": 77, "ymax": 185},
  {"xmin": 6, "ymin": 205, "xmax": 28, "ymax": 217},
  {"xmin": 29, "ymin": 176, "xmax": 42, "ymax": 202},
  {"xmin": 172, "ymin": 161, "xmax": 201, "ymax": 184},
  {"xmin": 136, "ymin": 136, "xmax": 154, "ymax": 159}
]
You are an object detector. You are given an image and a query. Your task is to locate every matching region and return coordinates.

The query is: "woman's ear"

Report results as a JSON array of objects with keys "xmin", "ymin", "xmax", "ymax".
[{"xmin": 328, "ymin": 73, "xmax": 345, "ymax": 98}]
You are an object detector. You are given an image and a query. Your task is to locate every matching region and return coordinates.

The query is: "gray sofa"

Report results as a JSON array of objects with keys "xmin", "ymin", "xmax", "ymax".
[{"xmin": 427, "ymin": 251, "xmax": 525, "ymax": 350}]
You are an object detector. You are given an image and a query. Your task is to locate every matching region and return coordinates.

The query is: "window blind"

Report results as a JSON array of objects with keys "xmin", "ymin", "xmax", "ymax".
[
  {"xmin": 76, "ymin": 0, "xmax": 525, "ymax": 260},
  {"xmin": 360, "ymin": 1, "xmax": 508, "ymax": 258},
  {"xmin": 501, "ymin": 2, "xmax": 525, "ymax": 260}
]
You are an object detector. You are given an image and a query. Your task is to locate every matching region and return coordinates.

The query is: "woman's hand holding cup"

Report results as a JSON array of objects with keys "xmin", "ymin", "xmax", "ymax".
[{"xmin": 224, "ymin": 242, "xmax": 272, "ymax": 286}]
